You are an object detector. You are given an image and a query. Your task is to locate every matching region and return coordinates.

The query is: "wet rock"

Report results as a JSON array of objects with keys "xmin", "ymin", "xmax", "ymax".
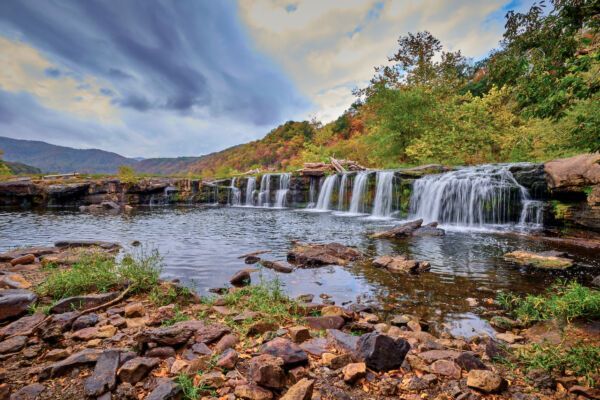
[
  {"xmin": 280, "ymin": 378, "xmax": 314, "ymax": 400},
  {"xmin": 249, "ymin": 354, "xmax": 286, "ymax": 388},
  {"xmin": 50, "ymin": 292, "xmax": 118, "ymax": 314},
  {"xmin": 83, "ymin": 349, "xmax": 120, "ymax": 397},
  {"xmin": 8, "ymin": 383, "xmax": 44, "ymax": 400},
  {"xmin": 296, "ymin": 294, "xmax": 314, "ymax": 303},
  {"xmin": 413, "ymin": 223, "xmax": 446, "ymax": 237},
  {"xmin": 260, "ymin": 337, "xmax": 308, "ymax": 366},
  {"xmin": 504, "ymin": 250, "xmax": 573, "ymax": 270},
  {"xmin": 0, "ymin": 289, "xmax": 37, "ymax": 322},
  {"xmin": 217, "ymin": 348, "xmax": 238, "ymax": 369},
  {"xmin": 289, "ymin": 326, "xmax": 310, "ymax": 344},
  {"xmin": 260, "ymin": 260, "xmax": 294, "ymax": 273},
  {"xmin": 146, "ymin": 379, "xmax": 182, "ymax": 400},
  {"xmin": 44, "ymin": 349, "xmax": 103, "ymax": 378},
  {"xmin": 455, "ymin": 352, "xmax": 487, "ymax": 371},
  {"xmin": 0, "ymin": 336, "xmax": 27, "ymax": 354},
  {"xmin": 247, "ymin": 321, "xmax": 278, "ymax": 336},
  {"xmin": 230, "ymin": 270, "xmax": 251, "ymax": 286},
  {"xmin": 372, "ymin": 255, "xmax": 430, "ymax": 274},
  {"xmin": 234, "ymin": 384, "xmax": 273, "ymax": 400},
  {"xmin": 467, "ymin": 369, "xmax": 506, "ymax": 393},
  {"xmin": 213, "ymin": 334, "xmax": 238, "ymax": 354},
  {"xmin": 342, "ymin": 362, "xmax": 366, "ymax": 384},
  {"xmin": 370, "ymin": 219, "xmax": 423, "ymax": 239},
  {"xmin": 117, "ymin": 357, "xmax": 160, "ymax": 384},
  {"xmin": 355, "ymin": 332, "xmax": 410, "ymax": 372},
  {"xmin": 71, "ymin": 313, "xmax": 99, "ymax": 331},
  {"xmin": 245, "ymin": 255, "xmax": 261, "ymax": 264},
  {"xmin": 287, "ymin": 242, "xmax": 362, "ymax": 267},
  {"xmin": 0, "ymin": 274, "xmax": 31, "ymax": 290},
  {"xmin": 430, "ymin": 359, "xmax": 461, "ymax": 379},
  {"xmin": 305, "ymin": 316, "xmax": 344, "ymax": 330},
  {"xmin": 0, "ymin": 313, "xmax": 44, "ymax": 339}
]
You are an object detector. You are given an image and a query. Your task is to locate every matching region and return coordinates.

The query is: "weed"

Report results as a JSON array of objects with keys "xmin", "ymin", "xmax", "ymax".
[
  {"xmin": 149, "ymin": 284, "xmax": 193, "ymax": 307},
  {"xmin": 27, "ymin": 302, "xmax": 51, "ymax": 315},
  {"xmin": 176, "ymin": 372, "xmax": 217, "ymax": 399},
  {"xmin": 161, "ymin": 307, "xmax": 190, "ymax": 327},
  {"xmin": 120, "ymin": 248, "xmax": 162, "ymax": 293}
]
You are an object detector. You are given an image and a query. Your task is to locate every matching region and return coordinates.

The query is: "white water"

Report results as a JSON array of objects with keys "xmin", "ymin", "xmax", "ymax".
[
  {"xmin": 229, "ymin": 178, "xmax": 241, "ymax": 206},
  {"xmin": 409, "ymin": 165, "xmax": 541, "ymax": 227},
  {"xmin": 274, "ymin": 173, "xmax": 291, "ymax": 208},
  {"xmin": 337, "ymin": 173, "xmax": 348, "ymax": 211},
  {"xmin": 348, "ymin": 172, "xmax": 371, "ymax": 214},
  {"xmin": 307, "ymin": 178, "xmax": 317, "ymax": 208},
  {"xmin": 313, "ymin": 174, "xmax": 338, "ymax": 210},
  {"xmin": 371, "ymin": 171, "xmax": 395, "ymax": 218},
  {"xmin": 257, "ymin": 174, "xmax": 271, "ymax": 207},
  {"xmin": 245, "ymin": 177, "xmax": 256, "ymax": 206}
]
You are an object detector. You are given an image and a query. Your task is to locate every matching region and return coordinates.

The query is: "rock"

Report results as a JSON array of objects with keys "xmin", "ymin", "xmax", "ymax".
[
  {"xmin": 54, "ymin": 240, "xmax": 120, "ymax": 250},
  {"xmin": 342, "ymin": 362, "xmax": 366, "ymax": 384},
  {"xmin": 369, "ymin": 219, "xmax": 423, "ymax": 239},
  {"xmin": 234, "ymin": 384, "xmax": 273, "ymax": 400},
  {"xmin": 71, "ymin": 313, "xmax": 99, "ymax": 331},
  {"xmin": 372, "ymin": 255, "xmax": 430, "ymax": 274},
  {"xmin": 355, "ymin": 332, "xmax": 410, "ymax": 372},
  {"xmin": 0, "ymin": 289, "xmax": 37, "ymax": 322},
  {"xmin": 569, "ymin": 385, "xmax": 600, "ymax": 399},
  {"xmin": 521, "ymin": 321, "xmax": 562, "ymax": 345},
  {"xmin": 418, "ymin": 349, "xmax": 461, "ymax": 364},
  {"xmin": 280, "ymin": 378, "xmax": 314, "ymax": 400},
  {"xmin": 327, "ymin": 329, "xmax": 359, "ymax": 353},
  {"xmin": 44, "ymin": 348, "xmax": 71, "ymax": 361},
  {"xmin": 170, "ymin": 359, "xmax": 189, "ymax": 375},
  {"xmin": 213, "ymin": 334, "xmax": 238, "ymax": 354},
  {"xmin": 198, "ymin": 371, "xmax": 226, "ymax": 388},
  {"xmin": 50, "ymin": 292, "xmax": 119, "ymax": 314},
  {"xmin": 495, "ymin": 332, "xmax": 524, "ymax": 344},
  {"xmin": 260, "ymin": 260, "xmax": 294, "ymax": 273},
  {"xmin": 39, "ymin": 312, "xmax": 78, "ymax": 342},
  {"xmin": 0, "ymin": 274, "xmax": 31, "ymax": 290},
  {"xmin": 490, "ymin": 316, "xmax": 519, "ymax": 331},
  {"xmin": 0, "ymin": 336, "xmax": 27, "ymax": 354},
  {"xmin": 592, "ymin": 275, "xmax": 600, "ymax": 288},
  {"xmin": 137, "ymin": 320, "xmax": 204, "ymax": 346},
  {"xmin": 146, "ymin": 379, "xmax": 182, "ymax": 400},
  {"xmin": 0, "ymin": 313, "xmax": 44, "ymax": 338},
  {"xmin": 147, "ymin": 304, "xmax": 176, "ymax": 326},
  {"xmin": 71, "ymin": 325, "xmax": 117, "ymax": 340},
  {"xmin": 526, "ymin": 369, "xmax": 555, "ymax": 390},
  {"xmin": 289, "ymin": 326, "xmax": 311, "ymax": 343},
  {"xmin": 413, "ymin": 224, "xmax": 446, "ymax": 237},
  {"xmin": 305, "ymin": 316, "xmax": 344, "ymax": 330},
  {"xmin": 247, "ymin": 321, "xmax": 278, "ymax": 336},
  {"xmin": 260, "ymin": 337, "xmax": 308, "ymax": 366},
  {"xmin": 146, "ymin": 346, "xmax": 176, "ymax": 359},
  {"xmin": 0, "ymin": 247, "xmax": 57, "ymax": 263},
  {"xmin": 430, "ymin": 359, "xmax": 461, "ymax": 379},
  {"xmin": 194, "ymin": 322, "xmax": 230, "ymax": 344},
  {"xmin": 117, "ymin": 357, "xmax": 160, "ymax": 384},
  {"xmin": 545, "ymin": 153, "xmax": 600, "ymax": 191},
  {"xmin": 45, "ymin": 349, "xmax": 103, "ymax": 378},
  {"xmin": 83, "ymin": 349, "xmax": 120, "ymax": 397},
  {"xmin": 245, "ymin": 255, "xmax": 261, "ymax": 264},
  {"xmin": 9, "ymin": 254, "xmax": 36, "ymax": 267},
  {"xmin": 328, "ymin": 353, "xmax": 353, "ymax": 370},
  {"xmin": 455, "ymin": 352, "xmax": 487, "ymax": 371},
  {"xmin": 467, "ymin": 369, "xmax": 506, "ymax": 393},
  {"xmin": 8, "ymin": 383, "xmax": 44, "ymax": 400},
  {"xmin": 230, "ymin": 270, "xmax": 251, "ymax": 286},
  {"xmin": 296, "ymin": 294, "xmax": 314, "ymax": 303},
  {"xmin": 287, "ymin": 242, "xmax": 362, "ymax": 267},
  {"xmin": 504, "ymin": 250, "xmax": 573, "ymax": 270},
  {"xmin": 191, "ymin": 342, "xmax": 212, "ymax": 355},
  {"xmin": 217, "ymin": 348, "xmax": 238, "ymax": 369},
  {"xmin": 248, "ymin": 354, "xmax": 286, "ymax": 388},
  {"xmin": 124, "ymin": 302, "xmax": 145, "ymax": 318},
  {"xmin": 0, "ymin": 383, "xmax": 8, "ymax": 400}
]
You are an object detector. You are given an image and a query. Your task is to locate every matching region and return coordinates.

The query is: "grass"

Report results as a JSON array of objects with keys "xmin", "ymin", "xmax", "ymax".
[
  {"xmin": 161, "ymin": 307, "xmax": 190, "ymax": 327},
  {"xmin": 175, "ymin": 373, "xmax": 216, "ymax": 399},
  {"xmin": 497, "ymin": 280, "xmax": 600, "ymax": 325},
  {"xmin": 516, "ymin": 343, "xmax": 600, "ymax": 387},
  {"xmin": 149, "ymin": 284, "xmax": 194, "ymax": 307},
  {"xmin": 38, "ymin": 249, "xmax": 162, "ymax": 300}
]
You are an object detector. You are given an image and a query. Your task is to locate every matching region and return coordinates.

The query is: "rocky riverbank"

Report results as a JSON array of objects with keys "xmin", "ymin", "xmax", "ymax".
[{"xmin": 0, "ymin": 241, "xmax": 598, "ymax": 400}]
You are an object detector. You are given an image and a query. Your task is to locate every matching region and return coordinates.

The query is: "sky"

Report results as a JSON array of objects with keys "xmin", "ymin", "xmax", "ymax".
[{"xmin": 0, "ymin": 0, "xmax": 533, "ymax": 158}]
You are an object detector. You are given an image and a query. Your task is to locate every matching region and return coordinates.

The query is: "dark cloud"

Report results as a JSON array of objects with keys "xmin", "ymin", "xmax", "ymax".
[
  {"xmin": 44, "ymin": 67, "xmax": 61, "ymax": 78},
  {"xmin": 0, "ymin": 0, "xmax": 308, "ymax": 125}
]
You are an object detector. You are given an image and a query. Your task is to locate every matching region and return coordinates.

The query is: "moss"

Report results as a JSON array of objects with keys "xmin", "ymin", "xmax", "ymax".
[{"xmin": 551, "ymin": 200, "xmax": 570, "ymax": 220}]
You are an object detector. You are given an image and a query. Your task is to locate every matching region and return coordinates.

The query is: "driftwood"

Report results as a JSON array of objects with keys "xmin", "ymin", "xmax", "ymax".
[
  {"xmin": 298, "ymin": 158, "xmax": 367, "ymax": 176},
  {"xmin": 330, "ymin": 157, "xmax": 346, "ymax": 173}
]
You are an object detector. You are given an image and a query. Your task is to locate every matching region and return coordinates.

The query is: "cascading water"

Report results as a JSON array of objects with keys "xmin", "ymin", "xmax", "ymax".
[
  {"xmin": 348, "ymin": 172, "xmax": 371, "ymax": 214},
  {"xmin": 274, "ymin": 173, "xmax": 291, "ymax": 208},
  {"xmin": 313, "ymin": 174, "xmax": 338, "ymax": 210},
  {"xmin": 245, "ymin": 177, "xmax": 256, "ymax": 206},
  {"xmin": 257, "ymin": 174, "xmax": 271, "ymax": 207},
  {"xmin": 337, "ymin": 173, "xmax": 348, "ymax": 211},
  {"xmin": 307, "ymin": 178, "xmax": 317, "ymax": 208},
  {"xmin": 409, "ymin": 165, "xmax": 541, "ymax": 227},
  {"xmin": 371, "ymin": 171, "xmax": 395, "ymax": 218},
  {"xmin": 229, "ymin": 178, "xmax": 241, "ymax": 206}
]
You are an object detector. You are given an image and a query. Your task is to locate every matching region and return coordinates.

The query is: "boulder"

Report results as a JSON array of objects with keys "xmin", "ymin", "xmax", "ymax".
[
  {"xmin": 305, "ymin": 316, "xmax": 344, "ymax": 330},
  {"xmin": 342, "ymin": 362, "xmax": 366, "ymax": 384},
  {"xmin": 545, "ymin": 153, "xmax": 600, "ymax": 191},
  {"xmin": 504, "ymin": 250, "xmax": 573, "ymax": 270},
  {"xmin": 430, "ymin": 359, "xmax": 461, "ymax": 379},
  {"xmin": 287, "ymin": 242, "xmax": 362, "ymax": 267},
  {"xmin": 117, "ymin": 357, "xmax": 160, "ymax": 384},
  {"xmin": 370, "ymin": 219, "xmax": 423, "ymax": 239},
  {"xmin": 467, "ymin": 369, "xmax": 506, "ymax": 393},
  {"xmin": 288, "ymin": 326, "xmax": 311, "ymax": 343},
  {"xmin": 372, "ymin": 255, "xmax": 430, "ymax": 274},
  {"xmin": 83, "ymin": 350, "xmax": 120, "ymax": 397},
  {"xmin": 327, "ymin": 329, "xmax": 359, "ymax": 353},
  {"xmin": 248, "ymin": 354, "xmax": 286, "ymax": 388},
  {"xmin": 0, "ymin": 289, "xmax": 37, "ymax": 322},
  {"xmin": 355, "ymin": 332, "xmax": 410, "ymax": 372},
  {"xmin": 50, "ymin": 292, "xmax": 119, "ymax": 314},
  {"xmin": 0, "ymin": 313, "xmax": 44, "ymax": 339},
  {"xmin": 230, "ymin": 269, "xmax": 251, "ymax": 286},
  {"xmin": 280, "ymin": 378, "xmax": 314, "ymax": 400},
  {"xmin": 260, "ymin": 337, "xmax": 308, "ymax": 366}
]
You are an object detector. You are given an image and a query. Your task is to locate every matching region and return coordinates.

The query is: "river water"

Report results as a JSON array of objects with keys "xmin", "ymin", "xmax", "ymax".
[{"xmin": 1, "ymin": 205, "xmax": 598, "ymax": 337}]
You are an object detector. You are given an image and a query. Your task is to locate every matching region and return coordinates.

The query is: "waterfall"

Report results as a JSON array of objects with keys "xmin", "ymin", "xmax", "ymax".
[
  {"xmin": 307, "ymin": 178, "xmax": 317, "ymax": 208},
  {"xmin": 257, "ymin": 174, "xmax": 271, "ymax": 207},
  {"xmin": 409, "ymin": 164, "xmax": 540, "ymax": 227},
  {"xmin": 337, "ymin": 173, "xmax": 348, "ymax": 211},
  {"xmin": 212, "ymin": 185, "xmax": 219, "ymax": 205},
  {"xmin": 229, "ymin": 178, "xmax": 241, "ymax": 206},
  {"xmin": 245, "ymin": 177, "xmax": 256, "ymax": 206},
  {"xmin": 313, "ymin": 174, "xmax": 338, "ymax": 210},
  {"xmin": 274, "ymin": 173, "xmax": 291, "ymax": 208},
  {"xmin": 348, "ymin": 172, "xmax": 370, "ymax": 214},
  {"xmin": 519, "ymin": 200, "xmax": 544, "ymax": 226},
  {"xmin": 371, "ymin": 171, "xmax": 394, "ymax": 218}
]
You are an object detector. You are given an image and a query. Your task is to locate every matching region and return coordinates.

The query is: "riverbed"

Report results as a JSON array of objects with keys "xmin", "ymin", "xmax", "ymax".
[{"xmin": 2, "ymin": 205, "xmax": 598, "ymax": 337}]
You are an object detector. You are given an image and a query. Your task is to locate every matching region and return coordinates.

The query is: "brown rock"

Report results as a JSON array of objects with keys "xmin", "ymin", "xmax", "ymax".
[
  {"xmin": 146, "ymin": 346, "xmax": 176, "ymax": 359},
  {"xmin": 234, "ymin": 384, "xmax": 273, "ymax": 400},
  {"xmin": 370, "ymin": 219, "xmax": 423, "ymax": 239},
  {"xmin": 198, "ymin": 371, "xmax": 226, "ymax": 388},
  {"xmin": 214, "ymin": 334, "xmax": 238, "ymax": 354},
  {"xmin": 146, "ymin": 378, "xmax": 182, "ymax": 400},
  {"xmin": 342, "ymin": 362, "xmax": 366, "ymax": 384},
  {"xmin": 467, "ymin": 369, "xmax": 506, "ymax": 393},
  {"xmin": 504, "ymin": 250, "xmax": 573, "ymax": 270},
  {"xmin": 455, "ymin": 352, "xmax": 487, "ymax": 371},
  {"xmin": 280, "ymin": 378, "xmax": 314, "ymax": 400},
  {"xmin": 430, "ymin": 360, "xmax": 461, "ymax": 379},
  {"xmin": 248, "ymin": 354, "xmax": 286, "ymax": 389},
  {"xmin": 117, "ymin": 357, "xmax": 160, "ymax": 384},
  {"xmin": 287, "ymin": 242, "xmax": 362, "ymax": 267},
  {"xmin": 71, "ymin": 325, "xmax": 116, "ymax": 340},
  {"xmin": 0, "ymin": 383, "xmax": 8, "ymax": 400},
  {"xmin": 137, "ymin": 320, "xmax": 204, "ymax": 346},
  {"xmin": 0, "ymin": 313, "xmax": 44, "ymax": 338},
  {"xmin": 298, "ymin": 337, "xmax": 328, "ymax": 356},
  {"xmin": 569, "ymin": 385, "xmax": 600, "ymax": 399},
  {"xmin": 9, "ymin": 254, "xmax": 35, "ymax": 266},
  {"xmin": 0, "ymin": 289, "xmax": 37, "ymax": 322},
  {"xmin": 83, "ymin": 350, "xmax": 120, "ymax": 397},
  {"xmin": 124, "ymin": 302, "xmax": 145, "ymax": 318},
  {"xmin": 146, "ymin": 304, "xmax": 175, "ymax": 326},
  {"xmin": 0, "ymin": 274, "xmax": 31, "ymax": 289},
  {"xmin": 288, "ymin": 326, "xmax": 310, "ymax": 343},
  {"xmin": 545, "ymin": 153, "xmax": 600, "ymax": 190},
  {"xmin": 305, "ymin": 316, "xmax": 344, "ymax": 330},
  {"xmin": 355, "ymin": 332, "xmax": 410, "ymax": 372},
  {"xmin": 0, "ymin": 336, "xmax": 27, "ymax": 354},
  {"xmin": 8, "ymin": 383, "xmax": 44, "ymax": 400},
  {"xmin": 247, "ymin": 321, "xmax": 278, "ymax": 336},
  {"xmin": 418, "ymin": 349, "xmax": 461, "ymax": 364},
  {"xmin": 44, "ymin": 348, "xmax": 71, "ymax": 361},
  {"xmin": 217, "ymin": 348, "xmax": 238, "ymax": 369},
  {"xmin": 50, "ymin": 292, "xmax": 118, "ymax": 314},
  {"xmin": 71, "ymin": 313, "xmax": 99, "ymax": 331},
  {"xmin": 329, "ymin": 353, "xmax": 353, "ymax": 370},
  {"xmin": 230, "ymin": 270, "xmax": 251, "ymax": 286},
  {"xmin": 44, "ymin": 349, "xmax": 104, "ymax": 378},
  {"xmin": 260, "ymin": 260, "xmax": 294, "ymax": 273},
  {"xmin": 260, "ymin": 337, "xmax": 308, "ymax": 366}
]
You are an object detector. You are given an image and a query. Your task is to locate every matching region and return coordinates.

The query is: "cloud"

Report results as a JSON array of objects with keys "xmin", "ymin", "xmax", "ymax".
[{"xmin": 239, "ymin": 0, "xmax": 534, "ymax": 122}]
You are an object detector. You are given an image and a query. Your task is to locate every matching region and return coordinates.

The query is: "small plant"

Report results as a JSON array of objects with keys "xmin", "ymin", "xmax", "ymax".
[
  {"xmin": 175, "ymin": 373, "xmax": 216, "ymax": 399},
  {"xmin": 117, "ymin": 165, "xmax": 138, "ymax": 184},
  {"xmin": 27, "ymin": 302, "xmax": 51, "ymax": 315},
  {"xmin": 149, "ymin": 283, "xmax": 193, "ymax": 307},
  {"xmin": 161, "ymin": 307, "xmax": 190, "ymax": 327},
  {"xmin": 120, "ymin": 248, "xmax": 162, "ymax": 293}
]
